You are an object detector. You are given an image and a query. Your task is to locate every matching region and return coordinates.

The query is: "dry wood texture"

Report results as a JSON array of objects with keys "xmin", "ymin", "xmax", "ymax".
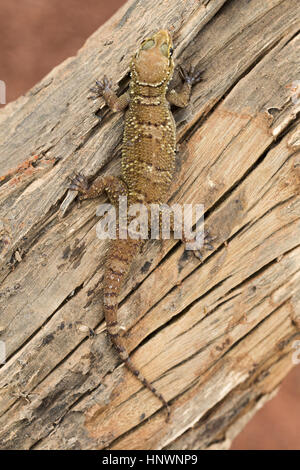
[{"xmin": 0, "ymin": 0, "xmax": 299, "ymax": 450}]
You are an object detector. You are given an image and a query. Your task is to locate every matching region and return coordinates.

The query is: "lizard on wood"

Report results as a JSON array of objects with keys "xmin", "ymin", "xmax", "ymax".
[{"xmin": 69, "ymin": 30, "xmax": 206, "ymax": 419}]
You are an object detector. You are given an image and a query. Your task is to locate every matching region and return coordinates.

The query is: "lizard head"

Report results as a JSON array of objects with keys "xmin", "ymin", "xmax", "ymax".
[{"xmin": 131, "ymin": 30, "xmax": 174, "ymax": 86}]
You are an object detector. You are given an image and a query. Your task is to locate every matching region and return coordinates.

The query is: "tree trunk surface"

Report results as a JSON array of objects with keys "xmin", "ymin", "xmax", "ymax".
[{"xmin": 0, "ymin": 0, "xmax": 299, "ymax": 450}]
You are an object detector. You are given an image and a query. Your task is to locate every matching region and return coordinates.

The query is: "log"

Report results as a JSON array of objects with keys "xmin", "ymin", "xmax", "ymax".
[{"xmin": 0, "ymin": 0, "xmax": 299, "ymax": 450}]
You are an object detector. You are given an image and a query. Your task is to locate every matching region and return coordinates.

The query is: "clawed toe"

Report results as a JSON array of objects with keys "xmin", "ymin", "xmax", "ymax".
[
  {"xmin": 203, "ymin": 229, "xmax": 216, "ymax": 251},
  {"xmin": 97, "ymin": 76, "xmax": 112, "ymax": 90},
  {"xmin": 179, "ymin": 65, "xmax": 204, "ymax": 85},
  {"xmin": 184, "ymin": 228, "xmax": 216, "ymax": 261},
  {"xmin": 206, "ymin": 243, "xmax": 214, "ymax": 251},
  {"xmin": 67, "ymin": 172, "xmax": 89, "ymax": 193},
  {"xmin": 88, "ymin": 76, "xmax": 113, "ymax": 100},
  {"xmin": 88, "ymin": 86, "xmax": 100, "ymax": 100},
  {"xmin": 193, "ymin": 250, "xmax": 204, "ymax": 261},
  {"xmin": 203, "ymin": 229, "xmax": 216, "ymax": 246}
]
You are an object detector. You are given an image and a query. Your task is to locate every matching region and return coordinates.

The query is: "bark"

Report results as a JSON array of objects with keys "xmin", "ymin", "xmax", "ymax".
[{"xmin": 0, "ymin": 0, "xmax": 299, "ymax": 450}]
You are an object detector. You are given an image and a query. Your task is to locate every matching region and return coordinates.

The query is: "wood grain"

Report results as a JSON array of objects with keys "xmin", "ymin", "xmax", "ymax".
[{"xmin": 0, "ymin": 0, "xmax": 299, "ymax": 449}]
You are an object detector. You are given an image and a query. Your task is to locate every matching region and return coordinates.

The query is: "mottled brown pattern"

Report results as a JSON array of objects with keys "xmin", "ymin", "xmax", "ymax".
[{"xmin": 70, "ymin": 30, "xmax": 201, "ymax": 418}]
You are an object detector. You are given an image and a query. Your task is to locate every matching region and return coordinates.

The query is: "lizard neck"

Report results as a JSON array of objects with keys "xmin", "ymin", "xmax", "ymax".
[{"xmin": 130, "ymin": 80, "xmax": 168, "ymax": 98}]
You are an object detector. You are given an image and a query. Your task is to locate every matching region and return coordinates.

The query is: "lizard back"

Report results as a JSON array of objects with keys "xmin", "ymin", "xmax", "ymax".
[{"xmin": 122, "ymin": 30, "xmax": 176, "ymax": 205}]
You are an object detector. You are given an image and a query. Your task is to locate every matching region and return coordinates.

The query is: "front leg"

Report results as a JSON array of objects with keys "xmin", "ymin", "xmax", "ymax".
[
  {"xmin": 68, "ymin": 173, "xmax": 128, "ymax": 205},
  {"xmin": 167, "ymin": 65, "xmax": 204, "ymax": 108},
  {"xmin": 89, "ymin": 76, "xmax": 130, "ymax": 113}
]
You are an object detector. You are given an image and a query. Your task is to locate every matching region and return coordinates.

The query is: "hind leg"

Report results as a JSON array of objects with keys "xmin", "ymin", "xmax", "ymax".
[
  {"xmin": 182, "ymin": 228, "xmax": 216, "ymax": 261},
  {"xmin": 69, "ymin": 174, "xmax": 170, "ymax": 419},
  {"xmin": 166, "ymin": 211, "xmax": 215, "ymax": 261},
  {"xmin": 68, "ymin": 173, "xmax": 128, "ymax": 204}
]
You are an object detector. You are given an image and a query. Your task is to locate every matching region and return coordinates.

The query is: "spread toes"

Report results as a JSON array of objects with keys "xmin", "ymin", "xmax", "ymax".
[
  {"xmin": 68, "ymin": 172, "xmax": 89, "ymax": 193},
  {"xmin": 88, "ymin": 76, "xmax": 113, "ymax": 100},
  {"xmin": 179, "ymin": 65, "xmax": 204, "ymax": 85}
]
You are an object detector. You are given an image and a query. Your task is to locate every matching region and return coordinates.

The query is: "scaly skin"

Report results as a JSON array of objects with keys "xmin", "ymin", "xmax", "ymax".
[{"xmin": 69, "ymin": 30, "xmax": 204, "ymax": 420}]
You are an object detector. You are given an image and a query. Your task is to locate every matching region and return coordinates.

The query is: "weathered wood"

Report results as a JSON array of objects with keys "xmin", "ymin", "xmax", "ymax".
[{"xmin": 0, "ymin": 0, "xmax": 299, "ymax": 450}]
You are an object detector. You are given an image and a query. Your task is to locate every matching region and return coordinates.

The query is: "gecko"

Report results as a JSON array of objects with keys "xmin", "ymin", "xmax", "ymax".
[{"xmin": 69, "ymin": 30, "xmax": 207, "ymax": 419}]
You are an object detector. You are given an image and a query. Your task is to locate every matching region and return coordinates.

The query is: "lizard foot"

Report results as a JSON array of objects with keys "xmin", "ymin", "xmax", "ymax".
[
  {"xmin": 185, "ymin": 229, "xmax": 216, "ymax": 261},
  {"xmin": 88, "ymin": 75, "xmax": 113, "ymax": 100},
  {"xmin": 179, "ymin": 64, "xmax": 204, "ymax": 86},
  {"xmin": 68, "ymin": 172, "xmax": 89, "ymax": 194}
]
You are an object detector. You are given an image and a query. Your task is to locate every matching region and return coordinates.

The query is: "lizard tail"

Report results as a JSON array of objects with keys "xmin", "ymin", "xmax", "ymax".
[{"xmin": 103, "ymin": 238, "xmax": 170, "ymax": 419}]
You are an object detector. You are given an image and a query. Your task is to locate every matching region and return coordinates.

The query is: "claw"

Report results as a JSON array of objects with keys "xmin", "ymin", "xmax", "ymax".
[
  {"xmin": 179, "ymin": 65, "xmax": 204, "ymax": 86},
  {"xmin": 193, "ymin": 250, "xmax": 204, "ymax": 261},
  {"xmin": 203, "ymin": 229, "xmax": 216, "ymax": 243},
  {"xmin": 202, "ymin": 229, "xmax": 216, "ymax": 252},
  {"xmin": 178, "ymin": 65, "xmax": 187, "ymax": 81},
  {"xmin": 88, "ymin": 76, "xmax": 113, "ymax": 100},
  {"xmin": 204, "ymin": 243, "xmax": 214, "ymax": 251},
  {"xmin": 184, "ymin": 228, "xmax": 216, "ymax": 262},
  {"xmin": 67, "ymin": 172, "xmax": 89, "ymax": 193}
]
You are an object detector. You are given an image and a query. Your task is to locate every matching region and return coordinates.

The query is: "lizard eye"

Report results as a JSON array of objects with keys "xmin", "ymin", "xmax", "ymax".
[
  {"xmin": 160, "ymin": 42, "xmax": 169, "ymax": 57},
  {"xmin": 169, "ymin": 47, "xmax": 173, "ymax": 56},
  {"xmin": 141, "ymin": 39, "xmax": 155, "ymax": 50}
]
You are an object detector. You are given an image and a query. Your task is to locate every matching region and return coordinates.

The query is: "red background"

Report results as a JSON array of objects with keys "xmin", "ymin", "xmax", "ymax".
[{"xmin": 0, "ymin": 0, "xmax": 299, "ymax": 450}]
